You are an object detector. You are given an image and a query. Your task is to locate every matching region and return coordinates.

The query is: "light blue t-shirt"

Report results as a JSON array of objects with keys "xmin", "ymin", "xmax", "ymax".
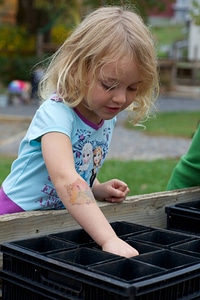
[{"xmin": 2, "ymin": 96, "xmax": 116, "ymax": 211}]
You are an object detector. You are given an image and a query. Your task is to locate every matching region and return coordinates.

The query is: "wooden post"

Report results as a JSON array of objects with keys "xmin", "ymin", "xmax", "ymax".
[{"xmin": 36, "ymin": 33, "xmax": 44, "ymax": 57}]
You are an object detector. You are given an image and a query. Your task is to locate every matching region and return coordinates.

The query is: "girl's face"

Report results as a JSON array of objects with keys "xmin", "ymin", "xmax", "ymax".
[
  {"xmin": 82, "ymin": 149, "xmax": 91, "ymax": 164},
  {"xmin": 76, "ymin": 58, "xmax": 141, "ymax": 124},
  {"xmin": 94, "ymin": 150, "xmax": 102, "ymax": 166}
]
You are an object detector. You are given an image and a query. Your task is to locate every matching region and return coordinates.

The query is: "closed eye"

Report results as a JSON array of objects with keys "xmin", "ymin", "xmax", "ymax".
[
  {"xmin": 100, "ymin": 81, "xmax": 118, "ymax": 91},
  {"xmin": 128, "ymin": 82, "xmax": 142, "ymax": 92},
  {"xmin": 128, "ymin": 86, "xmax": 138, "ymax": 91}
]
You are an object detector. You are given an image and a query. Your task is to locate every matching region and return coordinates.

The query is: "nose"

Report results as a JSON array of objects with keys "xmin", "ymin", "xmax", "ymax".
[{"xmin": 112, "ymin": 89, "xmax": 126, "ymax": 105}]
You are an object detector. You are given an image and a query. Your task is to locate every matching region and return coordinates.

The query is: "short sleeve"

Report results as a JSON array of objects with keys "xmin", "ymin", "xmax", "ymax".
[{"xmin": 26, "ymin": 99, "xmax": 75, "ymax": 143}]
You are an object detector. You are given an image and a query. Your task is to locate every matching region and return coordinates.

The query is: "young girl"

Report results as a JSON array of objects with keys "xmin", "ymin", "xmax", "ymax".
[{"xmin": 0, "ymin": 6, "xmax": 159, "ymax": 257}]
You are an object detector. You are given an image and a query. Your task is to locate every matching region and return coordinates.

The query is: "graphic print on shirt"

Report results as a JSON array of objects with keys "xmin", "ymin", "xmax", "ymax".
[
  {"xmin": 36, "ymin": 176, "xmax": 64, "ymax": 209},
  {"xmin": 90, "ymin": 146, "xmax": 103, "ymax": 187},
  {"xmin": 79, "ymin": 143, "xmax": 93, "ymax": 181},
  {"xmin": 35, "ymin": 126, "xmax": 112, "ymax": 209},
  {"xmin": 74, "ymin": 127, "xmax": 111, "ymax": 187}
]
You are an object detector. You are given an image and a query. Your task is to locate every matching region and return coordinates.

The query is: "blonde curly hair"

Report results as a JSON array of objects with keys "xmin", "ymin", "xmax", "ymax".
[{"xmin": 39, "ymin": 6, "xmax": 159, "ymax": 124}]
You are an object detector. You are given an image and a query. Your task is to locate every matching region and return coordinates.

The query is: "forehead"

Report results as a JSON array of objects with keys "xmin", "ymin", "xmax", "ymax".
[{"xmin": 100, "ymin": 58, "xmax": 140, "ymax": 82}]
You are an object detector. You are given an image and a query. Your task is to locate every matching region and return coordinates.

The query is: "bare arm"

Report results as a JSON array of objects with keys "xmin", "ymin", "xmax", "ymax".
[{"xmin": 41, "ymin": 132, "xmax": 138, "ymax": 257}]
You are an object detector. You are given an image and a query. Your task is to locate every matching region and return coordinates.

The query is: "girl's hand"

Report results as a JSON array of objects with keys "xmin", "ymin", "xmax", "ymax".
[
  {"xmin": 102, "ymin": 236, "xmax": 139, "ymax": 257},
  {"xmin": 93, "ymin": 179, "xmax": 130, "ymax": 203}
]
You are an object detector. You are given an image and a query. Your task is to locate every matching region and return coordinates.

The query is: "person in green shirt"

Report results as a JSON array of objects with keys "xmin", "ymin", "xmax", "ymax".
[{"xmin": 167, "ymin": 125, "xmax": 200, "ymax": 190}]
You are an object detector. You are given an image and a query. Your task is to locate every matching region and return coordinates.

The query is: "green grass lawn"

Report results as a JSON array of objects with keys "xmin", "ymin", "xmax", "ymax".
[
  {"xmin": 97, "ymin": 159, "xmax": 178, "ymax": 195},
  {"xmin": 0, "ymin": 156, "xmax": 178, "ymax": 195},
  {"xmin": 153, "ymin": 24, "xmax": 186, "ymax": 46},
  {"xmin": 125, "ymin": 111, "xmax": 200, "ymax": 138}
]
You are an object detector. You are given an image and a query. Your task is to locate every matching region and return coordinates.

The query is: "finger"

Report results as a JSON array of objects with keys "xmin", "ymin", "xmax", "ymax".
[
  {"xmin": 105, "ymin": 197, "xmax": 125, "ymax": 203},
  {"xmin": 115, "ymin": 183, "xmax": 130, "ymax": 194}
]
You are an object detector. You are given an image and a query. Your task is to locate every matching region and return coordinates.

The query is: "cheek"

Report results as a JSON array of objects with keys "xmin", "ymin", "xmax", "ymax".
[
  {"xmin": 126, "ymin": 92, "xmax": 137, "ymax": 105},
  {"xmin": 89, "ymin": 89, "xmax": 107, "ymax": 108},
  {"xmin": 90, "ymin": 83, "xmax": 108, "ymax": 99}
]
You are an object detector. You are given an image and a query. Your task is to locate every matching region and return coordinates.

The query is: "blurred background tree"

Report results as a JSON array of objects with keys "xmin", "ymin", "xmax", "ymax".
[
  {"xmin": 0, "ymin": 0, "xmax": 174, "ymax": 87},
  {"xmin": 190, "ymin": 0, "xmax": 200, "ymax": 25}
]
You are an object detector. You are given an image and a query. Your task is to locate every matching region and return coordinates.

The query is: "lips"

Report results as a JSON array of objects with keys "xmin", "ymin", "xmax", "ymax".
[{"xmin": 105, "ymin": 106, "xmax": 121, "ymax": 113}]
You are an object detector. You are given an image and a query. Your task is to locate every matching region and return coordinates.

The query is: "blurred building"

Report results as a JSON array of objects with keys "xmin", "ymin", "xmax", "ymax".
[
  {"xmin": 172, "ymin": 0, "xmax": 200, "ymax": 61},
  {"xmin": 188, "ymin": 0, "xmax": 200, "ymax": 61},
  {"xmin": 148, "ymin": 0, "xmax": 176, "ymax": 26},
  {"xmin": 173, "ymin": 0, "xmax": 190, "ymax": 22}
]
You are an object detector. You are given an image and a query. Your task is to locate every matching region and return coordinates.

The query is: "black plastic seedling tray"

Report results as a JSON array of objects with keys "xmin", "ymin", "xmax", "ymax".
[
  {"xmin": 165, "ymin": 204, "xmax": 200, "ymax": 235},
  {"xmin": 1, "ymin": 222, "xmax": 200, "ymax": 300},
  {"xmin": 3, "ymin": 244, "xmax": 200, "ymax": 300},
  {"xmin": 176, "ymin": 200, "xmax": 200, "ymax": 211}
]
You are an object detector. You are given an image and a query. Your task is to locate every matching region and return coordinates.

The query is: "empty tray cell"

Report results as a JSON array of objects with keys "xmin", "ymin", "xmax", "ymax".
[
  {"xmin": 133, "ymin": 249, "xmax": 200, "ymax": 271},
  {"xmin": 49, "ymin": 228, "xmax": 96, "ymax": 246},
  {"xmin": 90, "ymin": 258, "xmax": 166, "ymax": 283},
  {"xmin": 11, "ymin": 236, "xmax": 76, "ymax": 255},
  {"xmin": 128, "ymin": 229, "xmax": 193, "ymax": 248},
  {"xmin": 110, "ymin": 221, "xmax": 150, "ymax": 238},
  {"xmin": 48, "ymin": 247, "xmax": 121, "ymax": 268},
  {"xmin": 126, "ymin": 240, "xmax": 162, "ymax": 255},
  {"xmin": 172, "ymin": 239, "xmax": 200, "ymax": 258}
]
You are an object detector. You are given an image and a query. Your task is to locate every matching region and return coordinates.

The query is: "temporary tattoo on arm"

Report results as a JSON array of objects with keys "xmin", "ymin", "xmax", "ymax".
[{"xmin": 65, "ymin": 178, "xmax": 95, "ymax": 205}]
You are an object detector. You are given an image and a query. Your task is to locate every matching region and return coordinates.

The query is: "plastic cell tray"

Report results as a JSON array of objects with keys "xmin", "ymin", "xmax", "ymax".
[
  {"xmin": 166, "ymin": 203, "xmax": 200, "ymax": 235},
  {"xmin": 127, "ymin": 228, "xmax": 193, "ymax": 248},
  {"xmin": 2, "ymin": 222, "xmax": 200, "ymax": 299}
]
